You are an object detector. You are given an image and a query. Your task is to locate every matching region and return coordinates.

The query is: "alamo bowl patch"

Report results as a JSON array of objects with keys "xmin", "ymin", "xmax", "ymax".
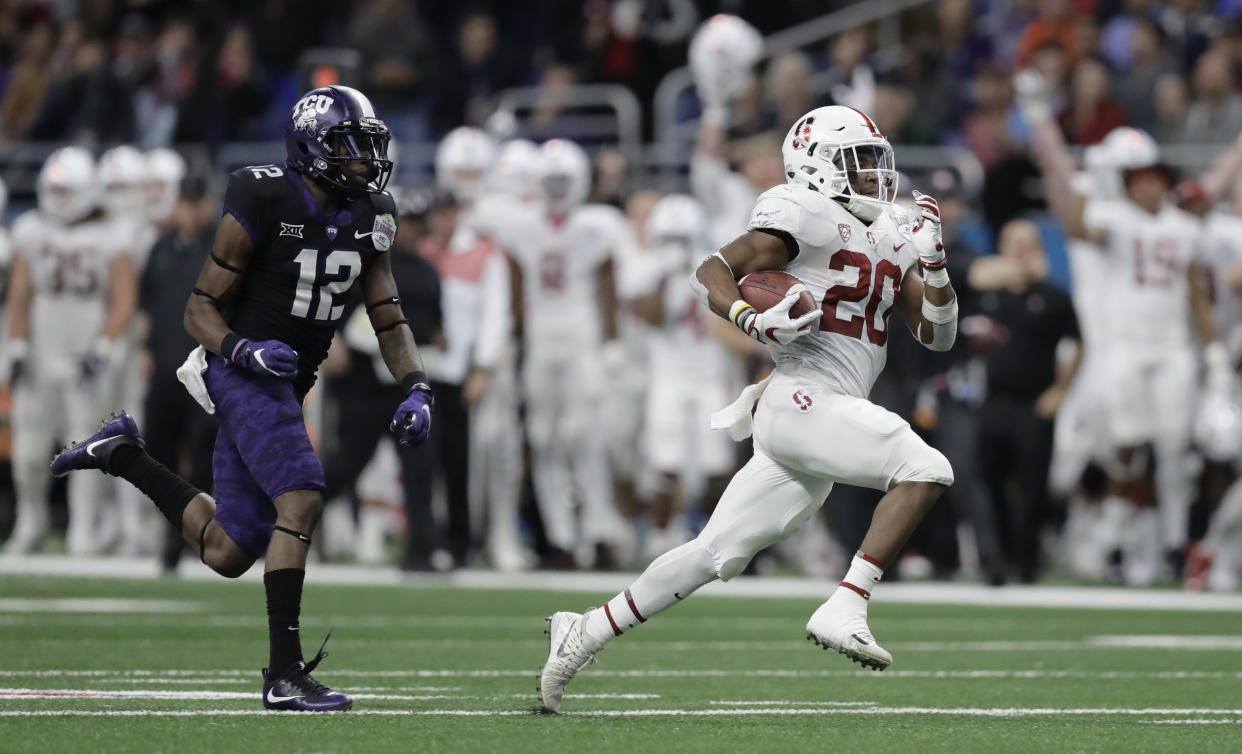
[{"xmin": 372, "ymin": 213, "xmax": 396, "ymax": 251}]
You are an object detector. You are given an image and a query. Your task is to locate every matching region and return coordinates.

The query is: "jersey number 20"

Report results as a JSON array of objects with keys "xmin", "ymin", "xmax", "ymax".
[
  {"xmin": 291, "ymin": 248, "xmax": 361, "ymax": 321},
  {"xmin": 820, "ymin": 249, "xmax": 901, "ymax": 346}
]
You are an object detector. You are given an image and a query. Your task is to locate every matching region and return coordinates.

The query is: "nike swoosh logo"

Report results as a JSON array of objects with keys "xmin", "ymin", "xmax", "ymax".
[
  {"xmin": 851, "ymin": 633, "xmax": 870, "ymax": 646},
  {"xmin": 85, "ymin": 438, "xmax": 112, "ymax": 458},
  {"xmin": 287, "ymin": 626, "xmax": 299, "ymax": 631},
  {"xmin": 555, "ymin": 641, "xmax": 571, "ymax": 659},
  {"xmin": 892, "ymin": 243, "xmax": 906, "ymax": 252},
  {"xmin": 253, "ymin": 349, "xmax": 277, "ymax": 376},
  {"xmin": 266, "ymin": 689, "xmax": 305, "ymax": 704},
  {"xmin": 355, "ymin": 231, "xmax": 372, "ymax": 239},
  {"xmin": 674, "ymin": 593, "xmax": 684, "ymax": 600}
]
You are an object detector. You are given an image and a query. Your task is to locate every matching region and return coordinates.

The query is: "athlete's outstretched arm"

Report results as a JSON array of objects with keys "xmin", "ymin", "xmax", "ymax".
[
  {"xmin": 1014, "ymin": 72, "xmax": 1097, "ymax": 242},
  {"xmin": 359, "ymin": 249, "xmax": 425, "ymax": 383},
  {"xmin": 184, "ymin": 213, "xmax": 255, "ymax": 355}
]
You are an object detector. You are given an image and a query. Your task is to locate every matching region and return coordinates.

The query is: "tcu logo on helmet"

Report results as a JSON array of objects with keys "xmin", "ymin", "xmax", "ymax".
[
  {"xmin": 292, "ymin": 94, "xmax": 333, "ymax": 134},
  {"xmin": 790, "ymin": 116, "xmax": 815, "ymax": 150}
]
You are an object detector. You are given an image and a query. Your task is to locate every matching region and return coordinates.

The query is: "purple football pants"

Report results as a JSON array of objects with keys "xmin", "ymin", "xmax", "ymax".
[{"xmin": 204, "ymin": 354, "xmax": 324, "ymax": 558}]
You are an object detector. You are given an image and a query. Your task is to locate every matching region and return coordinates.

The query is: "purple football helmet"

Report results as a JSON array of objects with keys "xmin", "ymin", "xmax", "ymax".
[{"xmin": 284, "ymin": 85, "xmax": 393, "ymax": 196}]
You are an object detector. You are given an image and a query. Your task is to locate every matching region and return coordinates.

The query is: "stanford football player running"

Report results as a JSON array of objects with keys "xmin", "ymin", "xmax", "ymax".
[
  {"xmin": 50, "ymin": 85, "xmax": 433, "ymax": 712},
  {"xmin": 538, "ymin": 106, "xmax": 959, "ymax": 712}
]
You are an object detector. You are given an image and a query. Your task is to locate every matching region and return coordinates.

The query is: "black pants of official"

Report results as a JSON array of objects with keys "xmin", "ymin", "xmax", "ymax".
[
  {"xmin": 933, "ymin": 398, "xmax": 1007, "ymax": 584},
  {"xmin": 145, "ymin": 366, "xmax": 218, "ymax": 570},
  {"xmin": 978, "ymin": 395, "xmax": 1054, "ymax": 582},
  {"xmin": 321, "ymin": 374, "xmax": 443, "ymax": 566},
  {"xmin": 427, "ymin": 380, "xmax": 470, "ymax": 565}
]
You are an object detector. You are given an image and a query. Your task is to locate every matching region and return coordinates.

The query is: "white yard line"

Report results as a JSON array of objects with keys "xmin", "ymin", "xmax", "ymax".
[
  {"xmin": 11, "ymin": 637, "xmax": 1242, "ymax": 653},
  {"xmin": 0, "ymin": 707, "xmax": 1241, "ymax": 718},
  {"xmin": 0, "ymin": 598, "xmax": 208, "ymax": 613},
  {"xmin": 3, "ymin": 554, "xmax": 1242, "ymax": 611},
  {"xmin": 3, "ymin": 668, "xmax": 1242, "ymax": 680}
]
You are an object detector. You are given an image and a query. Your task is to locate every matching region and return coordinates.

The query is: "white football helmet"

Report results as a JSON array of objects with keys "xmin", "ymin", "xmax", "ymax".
[
  {"xmin": 490, "ymin": 139, "xmax": 542, "ymax": 203},
  {"xmin": 539, "ymin": 139, "xmax": 591, "ymax": 215},
  {"xmin": 37, "ymin": 146, "xmax": 98, "ymax": 224},
  {"xmin": 435, "ymin": 126, "xmax": 498, "ymax": 204},
  {"xmin": 781, "ymin": 106, "xmax": 897, "ymax": 222},
  {"xmin": 144, "ymin": 148, "xmax": 186, "ymax": 223},
  {"xmin": 647, "ymin": 193, "xmax": 710, "ymax": 267},
  {"xmin": 98, "ymin": 144, "xmax": 147, "ymax": 219},
  {"xmin": 689, "ymin": 14, "xmax": 763, "ymax": 105}
]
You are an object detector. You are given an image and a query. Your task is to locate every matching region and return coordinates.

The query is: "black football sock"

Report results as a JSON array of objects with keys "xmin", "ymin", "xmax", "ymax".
[
  {"xmin": 265, "ymin": 568, "xmax": 306, "ymax": 672},
  {"xmin": 108, "ymin": 445, "xmax": 201, "ymax": 532}
]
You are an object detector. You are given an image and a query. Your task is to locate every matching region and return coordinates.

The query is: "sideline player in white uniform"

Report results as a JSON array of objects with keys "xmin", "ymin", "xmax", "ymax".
[
  {"xmin": 98, "ymin": 145, "xmax": 162, "ymax": 555},
  {"xmin": 633, "ymin": 194, "xmax": 747, "ymax": 556},
  {"xmin": 538, "ymin": 106, "xmax": 958, "ymax": 711},
  {"xmin": 509, "ymin": 138, "xmax": 630, "ymax": 566},
  {"xmin": 1018, "ymin": 74, "xmax": 1226, "ymax": 584},
  {"xmin": 4, "ymin": 147, "xmax": 138, "ymax": 554},
  {"xmin": 459, "ymin": 136, "xmax": 540, "ymax": 571}
]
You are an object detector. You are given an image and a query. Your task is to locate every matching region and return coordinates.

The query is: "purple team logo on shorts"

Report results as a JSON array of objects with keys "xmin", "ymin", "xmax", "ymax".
[{"xmin": 326, "ymin": 225, "xmax": 338, "ymax": 240}]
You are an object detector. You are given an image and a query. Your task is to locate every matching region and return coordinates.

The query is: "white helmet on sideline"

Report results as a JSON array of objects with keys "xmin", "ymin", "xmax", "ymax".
[
  {"xmin": 144, "ymin": 148, "xmax": 186, "ymax": 223},
  {"xmin": 538, "ymin": 139, "xmax": 591, "ymax": 215},
  {"xmin": 37, "ymin": 146, "xmax": 97, "ymax": 224},
  {"xmin": 781, "ymin": 106, "xmax": 897, "ymax": 222},
  {"xmin": 435, "ymin": 126, "xmax": 497, "ymax": 204},
  {"xmin": 98, "ymin": 144, "xmax": 147, "ymax": 219},
  {"xmin": 491, "ymin": 139, "xmax": 542, "ymax": 203}
]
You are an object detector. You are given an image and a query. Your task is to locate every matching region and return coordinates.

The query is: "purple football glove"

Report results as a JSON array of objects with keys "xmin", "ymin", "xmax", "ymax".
[
  {"xmin": 229, "ymin": 338, "xmax": 298, "ymax": 379},
  {"xmin": 390, "ymin": 387, "xmax": 433, "ymax": 446}
]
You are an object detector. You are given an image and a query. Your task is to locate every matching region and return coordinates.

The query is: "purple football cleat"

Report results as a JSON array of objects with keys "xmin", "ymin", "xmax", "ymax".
[
  {"xmin": 49, "ymin": 412, "xmax": 144, "ymax": 478},
  {"xmin": 262, "ymin": 632, "xmax": 352, "ymax": 712}
]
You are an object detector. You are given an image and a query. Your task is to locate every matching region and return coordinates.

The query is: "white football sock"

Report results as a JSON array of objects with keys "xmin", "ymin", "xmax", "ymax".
[
  {"xmin": 582, "ymin": 538, "xmax": 718, "ymax": 647},
  {"xmin": 827, "ymin": 551, "xmax": 886, "ymax": 613}
]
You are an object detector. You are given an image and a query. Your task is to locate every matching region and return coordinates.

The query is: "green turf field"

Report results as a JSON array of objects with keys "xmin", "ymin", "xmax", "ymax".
[{"xmin": 1, "ymin": 573, "xmax": 1240, "ymax": 753}]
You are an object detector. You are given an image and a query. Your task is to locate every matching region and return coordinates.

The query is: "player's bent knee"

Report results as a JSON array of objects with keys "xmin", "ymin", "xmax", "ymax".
[
  {"xmin": 273, "ymin": 490, "xmax": 325, "ymax": 531},
  {"xmin": 204, "ymin": 547, "xmax": 255, "ymax": 579},
  {"xmin": 893, "ymin": 444, "xmax": 954, "ymax": 488},
  {"xmin": 707, "ymin": 504, "xmax": 816, "ymax": 582}
]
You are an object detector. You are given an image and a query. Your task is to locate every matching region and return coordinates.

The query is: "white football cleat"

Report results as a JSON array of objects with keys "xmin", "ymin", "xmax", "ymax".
[
  {"xmin": 538, "ymin": 610, "xmax": 600, "ymax": 712},
  {"xmin": 805, "ymin": 601, "xmax": 892, "ymax": 671}
]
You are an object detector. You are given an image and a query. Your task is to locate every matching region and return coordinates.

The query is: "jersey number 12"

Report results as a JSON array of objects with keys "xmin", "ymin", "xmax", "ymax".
[{"xmin": 291, "ymin": 248, "xmax": 361, "ymax": 321}]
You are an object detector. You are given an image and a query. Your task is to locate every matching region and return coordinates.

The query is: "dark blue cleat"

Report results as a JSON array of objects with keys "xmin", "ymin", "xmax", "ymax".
[
  {"xmin": 262, "ymin": 632, "xmax": 352, "ymax": 712},
  {"xmin": 49, "ymin": 411, "xmax": 144, "ymax": 478}
]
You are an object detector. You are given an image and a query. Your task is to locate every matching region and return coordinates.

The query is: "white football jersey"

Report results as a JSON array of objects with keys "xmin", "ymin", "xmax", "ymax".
[
  {"xmin": 11, "ymin": 211, "xmax": 128, "ymax": 377},
  {"xmin": 1082, "ymin": 199, "xmax": 1202, "ymax": 346},
  {"xmin": 1201, "ymin": 210, "xmax": 1242, "ymax": 360},
  {"xmin": 747, "ymin": 183, "xmax": 921, "ymax": 398},
  {"xmin": 509, "ymin": 204, "xmax": 633, "ymax": 353}
]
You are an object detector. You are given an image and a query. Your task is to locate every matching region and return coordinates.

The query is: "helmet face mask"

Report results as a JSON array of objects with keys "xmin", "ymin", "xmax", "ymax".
[
  {"xmin": 435, "ymin": 126, "xmax": 497, "ymax": 204},
  {"xmin": 538, "ymin": 139, "xmax": 591, "ymax": 215},
  {"xmin": 285, "ymin": 86, "xmax": 393, "ymax": 197},
  {"xmin": 782, "ymin": 106, "xmax": 898, "ymax": 222}
]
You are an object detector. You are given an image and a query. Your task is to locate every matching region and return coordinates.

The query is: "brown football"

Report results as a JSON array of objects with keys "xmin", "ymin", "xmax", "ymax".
[{"xmin": 738, "ymin": 270, "xmax": 816, "ymax": 318}]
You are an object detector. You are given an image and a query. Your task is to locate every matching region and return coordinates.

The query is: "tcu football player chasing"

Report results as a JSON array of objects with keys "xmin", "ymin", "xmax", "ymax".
[
  {"xmin": 50, "ymin": 85, "xmax": 433, "ymax": 712},
  {"xmin": 539, "ymin": 106, "xmax": 959, "ymax": 712}
]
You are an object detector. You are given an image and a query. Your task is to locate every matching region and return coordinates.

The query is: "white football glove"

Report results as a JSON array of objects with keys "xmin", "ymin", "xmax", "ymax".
[
  {"xmin": 910, "ymin": 190, "xmax": 946, "ymax": 270},
  {"xmin": 1013, "ymin": 69, "xmax": 1053, "ymax": 123},
  {"xmin": 731, "ymin": 285, "xmax": 822, "ymax": 346}
]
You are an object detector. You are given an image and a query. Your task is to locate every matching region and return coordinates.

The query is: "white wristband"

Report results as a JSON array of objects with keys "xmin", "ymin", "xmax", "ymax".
[
  {"xmin": 922, "ymin": 266, "xmax": 950, "ymax": 288},
  {"xmin": 922, "ymin": 296, "xmax": 958, "ymax": 324},
  {"xmin": 729, "ymin": 299, "xmax": 755, "ymax": 328}
]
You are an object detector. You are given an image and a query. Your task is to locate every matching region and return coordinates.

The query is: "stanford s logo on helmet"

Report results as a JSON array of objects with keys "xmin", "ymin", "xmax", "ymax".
[
  {"xmin": 284, "ymin": 85, "xmax": 393, "ymax": 196},
  {"xmin": 781, "ymin": 106, "xmax": 897, "ymax": 222}
]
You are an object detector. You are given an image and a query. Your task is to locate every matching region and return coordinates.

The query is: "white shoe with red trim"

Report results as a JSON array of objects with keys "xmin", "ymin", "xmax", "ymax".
[
  {"xmin": 805, "ymin": 600, "xmax": 892, "ymax": 671},
  {"xmin": 538, "ymin": 610, "xmax": 601, "ymax": 712}
]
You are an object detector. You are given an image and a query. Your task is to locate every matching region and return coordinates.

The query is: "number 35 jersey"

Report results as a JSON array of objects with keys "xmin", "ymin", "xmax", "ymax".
[
  {"xmin": 222, "ymin": 166, "xmax": 398, "ymax": 394},
  {"xmin": 11, "ymin": 210, "xmax": 129, "ymax": 378},
  {"xmin": 747, "ymin": 183, "xmax": 920, "ymax": 399}
]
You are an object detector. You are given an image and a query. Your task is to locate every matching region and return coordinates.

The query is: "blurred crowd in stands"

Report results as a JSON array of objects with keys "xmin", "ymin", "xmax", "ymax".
[{"xmin": 3, "ymin": 1, "xmax": 1242, "ymax": 593}]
